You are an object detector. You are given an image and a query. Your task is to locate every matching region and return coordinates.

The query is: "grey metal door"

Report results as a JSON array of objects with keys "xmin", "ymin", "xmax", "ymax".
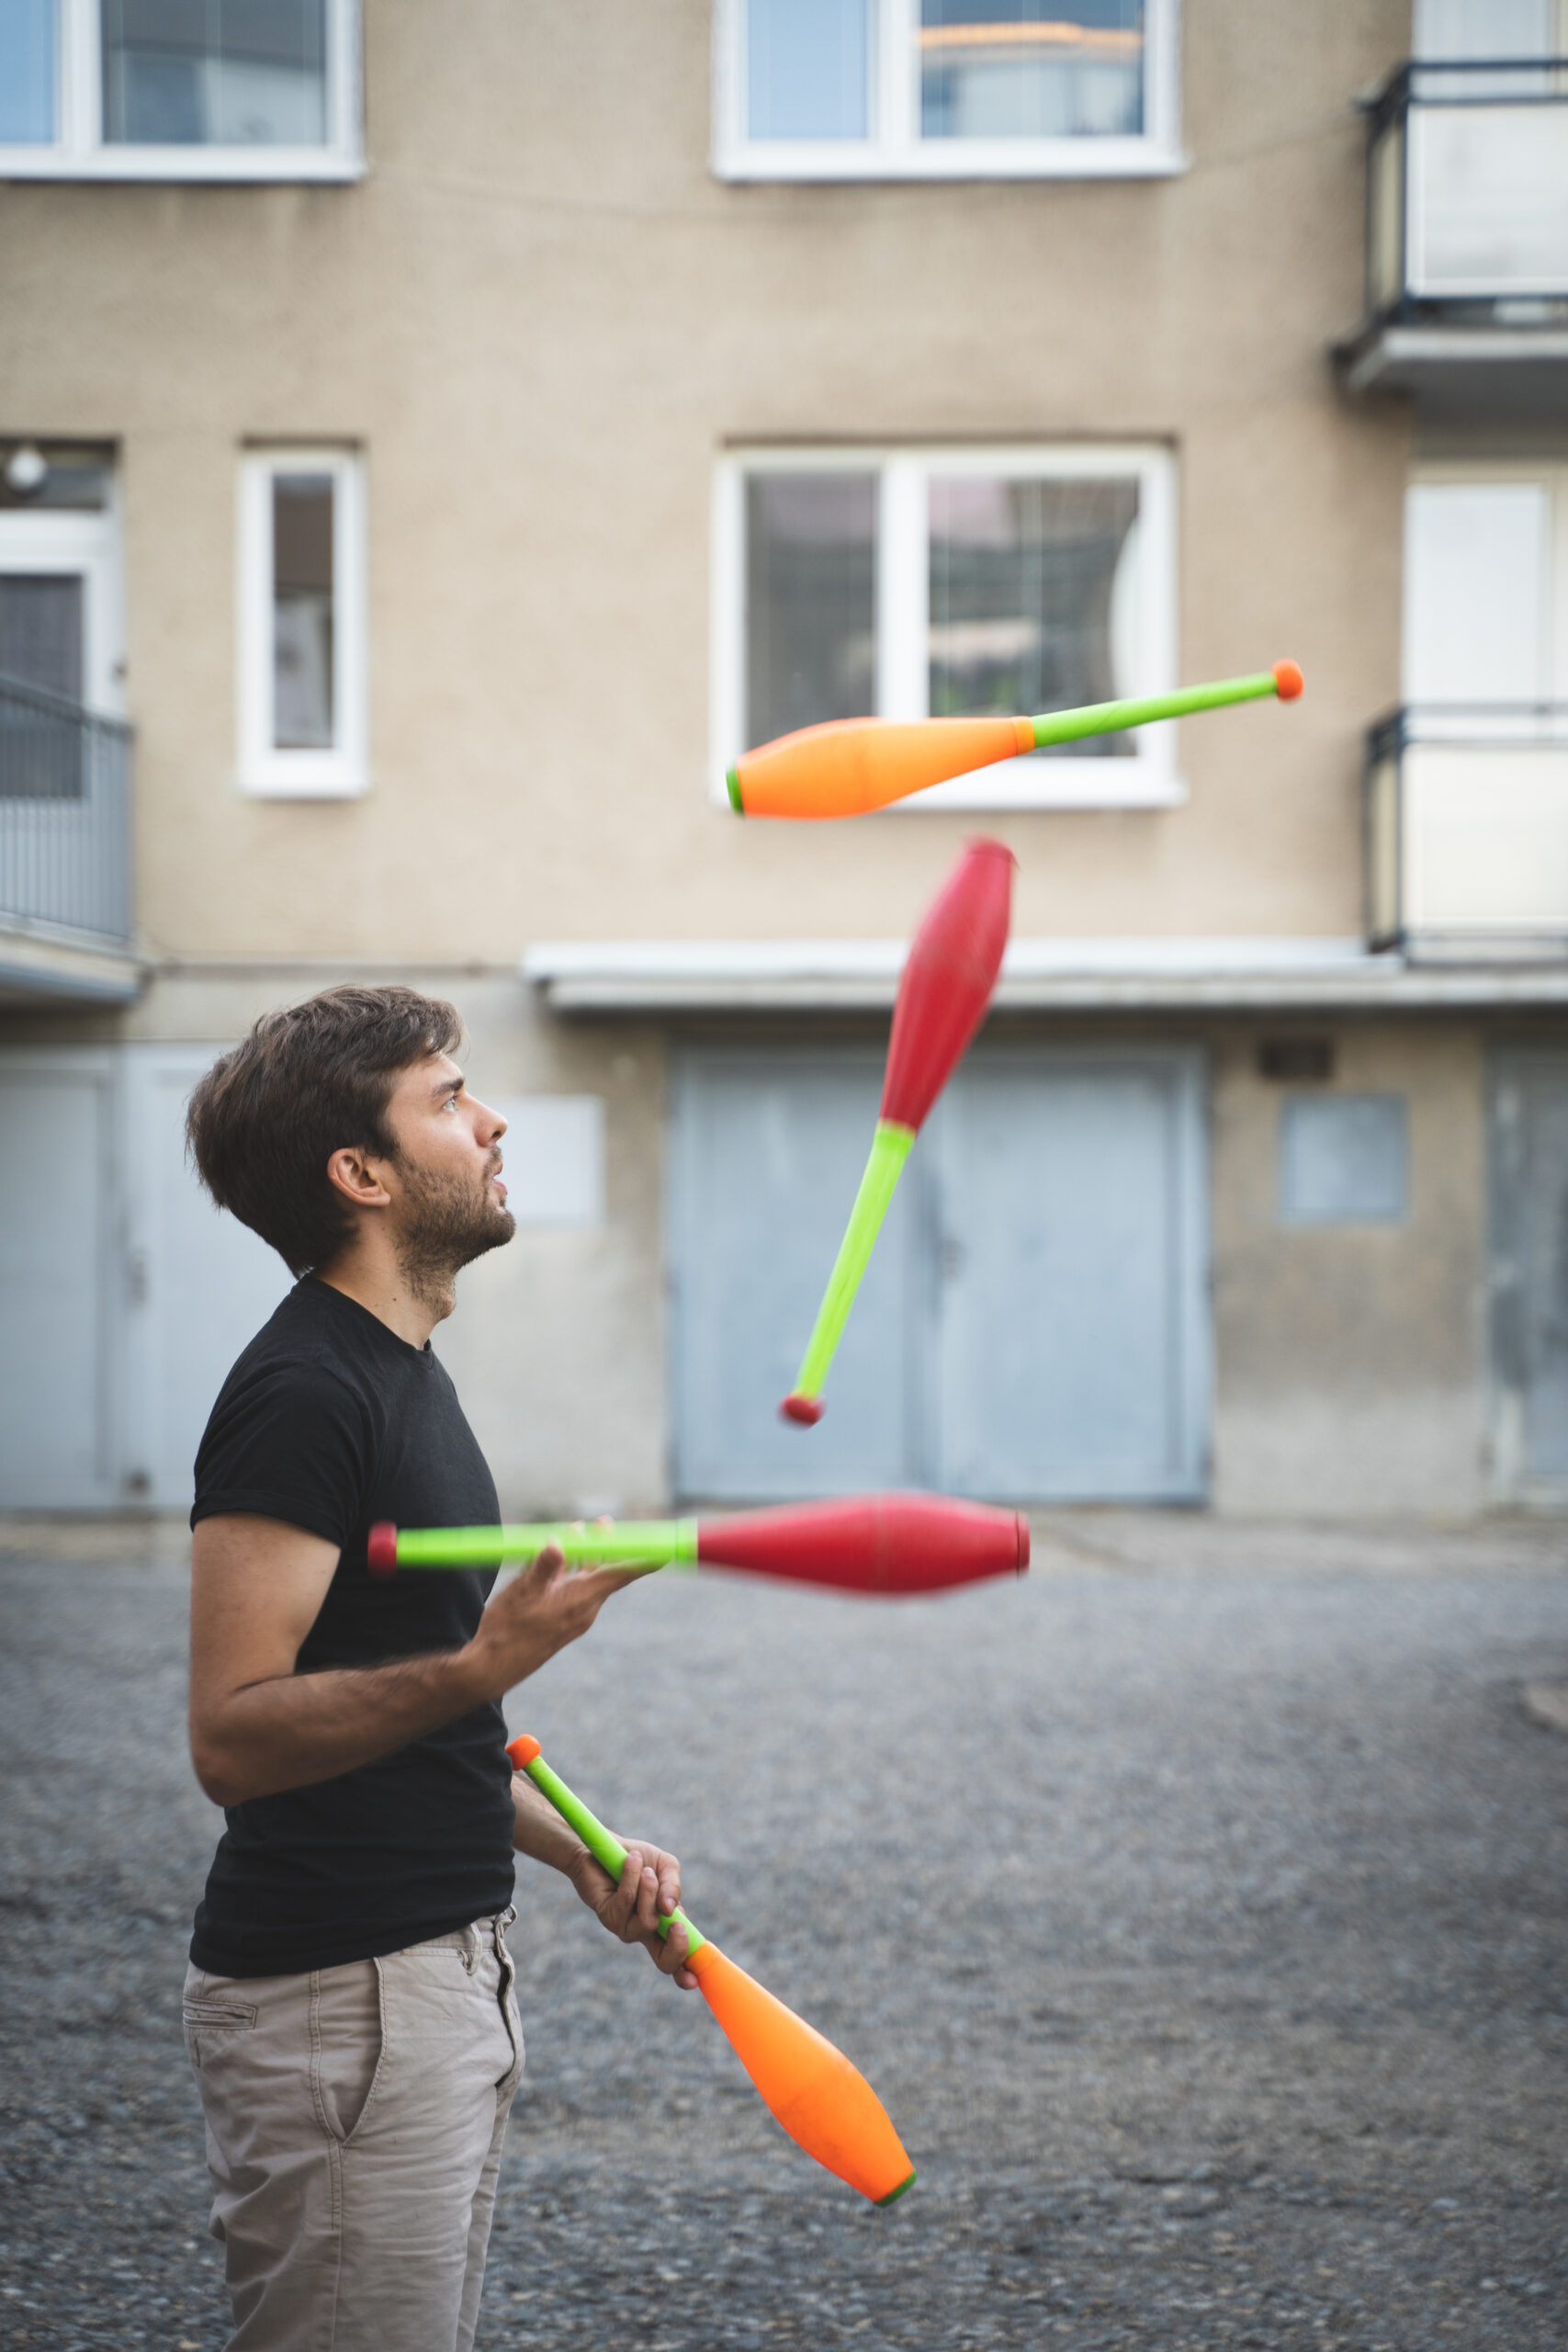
[
  {"xmin": 933, "ymin": 1050, "xmax": 1208, "ymax": 1500},
  {"xmin": 670, "ymin": 1045, "xmax": 1208, "ymax": 1503},
  {"xmin": 671, "ymin": 1051, "xmax": 923, "ymax": 1498},
  {"xmin": 0, "ymin": 1057, "xmax": 118, "ymax": 1508},
  {"xmin": 1489, "ymin": 1046, "xmax": 1568, "ymax": 1496}
]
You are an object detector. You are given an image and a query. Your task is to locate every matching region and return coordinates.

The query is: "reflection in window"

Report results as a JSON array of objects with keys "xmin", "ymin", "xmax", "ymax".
[
  {"xmin": 0, "ymin": 574, "xmax": 84, "ymax": 700},
  {"xmin": 0, "ymin": 0, "xmax": 56, "ymax": 141},
  {"xmin": 748, "ymin": 0, "xmax": 868, "ymax": 140},
  {"xmin": 101, "ymin": 0, "xmax": 328, "ymax": 146},
  {"xmin": 0, "ymin": 576, "xmax": 86, "ymax": 799},
  {"xmin": 0, "ymin": 443, "xmax": 114, "ymax": 512},
  {"xmin": 920, "ymin": 1, "xmax": 1145, "ymax": 141},
  {"xmin": 929, "ymin": 476, "xmax": 1139, "ymax": 753},
  {"xmin": 745, "ymin": 473, "xmax": 877, "ymax": 749},
  {"xmin": 272, "ymin": 474, "xmax": 333, "ymax": 751}
]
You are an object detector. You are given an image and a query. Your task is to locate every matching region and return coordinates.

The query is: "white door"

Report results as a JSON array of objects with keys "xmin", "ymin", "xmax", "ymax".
[
  {"xmin": 0, "ymin": 1055, "xmax": 118, "ymax": 1508},
  {"xmin": 1404, "ymin": 481, "xmax": 1551, "ymax": 710},
  {"xmin": 123, "ymin": 1047, "xmax": 292, "ymax": 1510}
]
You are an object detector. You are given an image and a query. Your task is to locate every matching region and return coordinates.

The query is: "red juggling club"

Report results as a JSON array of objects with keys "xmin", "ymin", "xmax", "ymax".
[
  {"xmin": 780, "ymin": 836, "xmax": 1015, "ymax": 1425},
  {"xmin": 369, "ymin": 1491, "xmax": 1031, "ymax": 1593}
]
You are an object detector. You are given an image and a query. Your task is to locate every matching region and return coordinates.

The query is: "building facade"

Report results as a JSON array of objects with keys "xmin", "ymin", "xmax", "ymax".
[{"xmin": 2, "ymin": 0, "xmax": 1565, "ymax": 1519}]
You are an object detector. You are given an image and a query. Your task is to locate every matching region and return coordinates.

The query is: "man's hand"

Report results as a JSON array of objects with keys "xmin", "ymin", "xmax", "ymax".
[
  {"xmin": 461, "ymin": 1546, "xmax": 642, "ymax": 1702},
  {"xmin": 568, "ymin": 1839, "xmax": 698, "ymax": 1990}
]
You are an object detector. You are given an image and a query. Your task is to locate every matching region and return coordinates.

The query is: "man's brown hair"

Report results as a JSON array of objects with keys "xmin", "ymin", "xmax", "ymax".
[{"xmin": 186, "ymin": 985, "xmax": 464, "ymax": 1276}]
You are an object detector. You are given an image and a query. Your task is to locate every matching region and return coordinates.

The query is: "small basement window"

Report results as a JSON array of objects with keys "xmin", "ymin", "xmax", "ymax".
[{"xmin": 1279, "ymin": 1095, "xmax": 1408, "ymax": 1226}]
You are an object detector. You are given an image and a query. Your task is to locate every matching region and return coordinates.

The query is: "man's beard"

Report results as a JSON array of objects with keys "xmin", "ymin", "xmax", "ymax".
[{"xmin": 393, "ymin": 1153, "xmax": 516, "ymax": 1307}]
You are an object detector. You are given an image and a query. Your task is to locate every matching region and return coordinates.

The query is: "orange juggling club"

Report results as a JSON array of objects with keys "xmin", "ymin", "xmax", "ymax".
[
  {"xmin": 506, "ymin": 1734, "xmax": 917, "ymax": 2207},
  {"xmin": 728, "ymin": 661, "xmax": 1304, "ymax": 819}
]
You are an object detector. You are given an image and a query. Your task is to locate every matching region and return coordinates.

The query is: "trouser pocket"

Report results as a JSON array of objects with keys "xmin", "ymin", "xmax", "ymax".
[{"xmin": 311, "ymin": 1956, "xmax": 385, "ymax": 2144}]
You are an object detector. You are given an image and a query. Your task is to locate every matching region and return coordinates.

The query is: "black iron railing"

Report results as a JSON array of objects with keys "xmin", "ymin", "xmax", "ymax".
[
  {"xmin": 1365, "ymin": 705, "xmax": 1568, "ymax": 957},
  {"xmin": 0, "ymin": 673, "xmax": 133, "ymax": 946},
  {"xmin": 1361, "ymin": 59, "xmax": 1568, "ymax": 323}
]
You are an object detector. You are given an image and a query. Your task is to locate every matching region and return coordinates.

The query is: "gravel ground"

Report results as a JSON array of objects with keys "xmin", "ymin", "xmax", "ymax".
[{"xmin": 1, "ymin": 1512, "xmax": 1566, "ymax": 2351}]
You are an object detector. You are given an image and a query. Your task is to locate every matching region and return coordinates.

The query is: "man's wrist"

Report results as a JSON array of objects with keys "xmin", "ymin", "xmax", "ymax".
[{"xmin": 448, "ymin": 1639, "xmax": 497, "ymax": 1711}]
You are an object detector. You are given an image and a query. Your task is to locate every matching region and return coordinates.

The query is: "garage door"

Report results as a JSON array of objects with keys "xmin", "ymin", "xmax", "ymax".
[{"xmin": 670, "ymin": 1046, "xmax": 1208, "ymax": 1503}]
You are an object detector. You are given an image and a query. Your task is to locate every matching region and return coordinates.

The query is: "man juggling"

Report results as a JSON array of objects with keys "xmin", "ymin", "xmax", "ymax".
[{"xmin": 181, "ymin": 986, "xmax": 694, "ymax": 2352}]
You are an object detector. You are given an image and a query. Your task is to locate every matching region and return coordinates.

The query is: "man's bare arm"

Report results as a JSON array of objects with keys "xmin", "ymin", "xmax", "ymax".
[{"xmin": 189, "ymin": 1514, "xmax": 639, "ymax": 1808}]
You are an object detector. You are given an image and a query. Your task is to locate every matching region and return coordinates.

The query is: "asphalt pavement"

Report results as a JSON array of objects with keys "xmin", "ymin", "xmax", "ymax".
[{"xmin": 1, "ymin": 1510, "xmax": 1565, "ymax": 2351}]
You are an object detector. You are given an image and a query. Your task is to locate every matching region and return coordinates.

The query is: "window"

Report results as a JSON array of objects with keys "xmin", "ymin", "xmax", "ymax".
[
  {"xmin": 713, "ymin": 445, "xmax": 1178, "ymax": 808},
  {"xmin": 1279, "ymin": 1095, "xmax": 1408, "ymax": 1226},
  {"xmin": 0, "ymin": 441, "xmax": 120, "ymax": 803},
  {"xmin": 0, "ymin": 0, "xmax": 361, "ymax": 178},
  {"xmin": 237, "ymin": 449, "xmax": 367, "ymax": 797},
  {"xmin": 715, "ymin": 0, "xmax": 1182, "ymax": 180}
]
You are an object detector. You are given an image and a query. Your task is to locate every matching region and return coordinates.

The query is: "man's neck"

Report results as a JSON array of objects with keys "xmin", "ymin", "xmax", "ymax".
[{"xmin": 314, "ymin": 1242, "xmax": 453, "ymax": 1350}]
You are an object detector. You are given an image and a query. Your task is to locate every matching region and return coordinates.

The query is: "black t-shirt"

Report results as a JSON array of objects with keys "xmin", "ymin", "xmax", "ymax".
[{"xmin": 188, "ymin": 1276, "xmax": 516, "ymax": 1978}]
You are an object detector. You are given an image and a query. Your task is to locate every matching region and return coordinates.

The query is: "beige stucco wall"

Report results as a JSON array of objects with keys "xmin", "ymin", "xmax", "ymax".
[
  {"xmin": 0, "ymin": 0, "xmax": 1412, "ymax": 969},
  {"xmin": 15, "ymin": 2, "xmax": 1507, "ymax": 1524},
  {"xmin": 1211, "ymin": 1021, "xmax": 1488, "ymax": 1516}
]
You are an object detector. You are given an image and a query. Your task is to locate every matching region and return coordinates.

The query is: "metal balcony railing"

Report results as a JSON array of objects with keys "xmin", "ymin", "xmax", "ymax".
[
  {"xmin": 0, "ymin": 673, "xmax": 133, "ymax": 947},
  {"xmin": 1364, "ymin": 60, "xmax": 1568, "ymax": 321},
  {"xmin": 1366, "ymin": 706, "xmax": 1568, "ymax": 959}
]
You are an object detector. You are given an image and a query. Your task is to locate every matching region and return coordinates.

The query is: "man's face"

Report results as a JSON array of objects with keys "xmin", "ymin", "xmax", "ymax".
[{"xmin": 378, "ymin": 1052, "xmax": 516, "ymax": 1278}]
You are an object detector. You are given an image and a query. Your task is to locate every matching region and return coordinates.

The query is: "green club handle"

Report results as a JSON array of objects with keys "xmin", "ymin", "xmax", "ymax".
[
  {"xmin": 784, "ymin": 1119, "xmax": 914, "ymax": 1415},
  {"xmin": 373, "ymin": 1520, "xmax": 700, "ymax": 1571},
  {"xmin": 508, "ymin": 1736, "xmax": 706, "ymax": 1958},
  {"xmin": 1030, "ymin": 666, "xmax": 1288, "ymax": 750}
]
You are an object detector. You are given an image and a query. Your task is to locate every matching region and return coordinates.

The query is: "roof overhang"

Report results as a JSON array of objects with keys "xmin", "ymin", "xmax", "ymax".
[
  {"xmin": 0, "ymin": 920, "xmax": 144, "ymax": 1006},
  {"xmin": 524, "ymin": 936, "xmax": 1568, "ymax": 1015}
]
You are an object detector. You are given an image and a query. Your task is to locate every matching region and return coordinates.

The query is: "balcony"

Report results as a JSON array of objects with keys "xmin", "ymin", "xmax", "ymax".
[
  {"xmin": 0, "ymin": 674, "xmax": 141, "ymax": 1002},
  {"xmin": 1337, "ymin": 60, "xmax": 1568, "ymax": 409},
  {"xmin": 1366, "ymin": 707, "xmax": 1568, "ymax": 961}
]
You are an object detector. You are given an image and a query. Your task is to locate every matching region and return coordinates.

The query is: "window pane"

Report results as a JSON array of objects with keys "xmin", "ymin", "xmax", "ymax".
[
  {"xmin": 745, "ymin": 473, "xmax": 877, "ymax": 749},
  {"xmin": 0, "ymin": 575, "xmax": 85, "ymax": 799},
  {"xmin": 101, "ymin": 0, "xmax": 327, "ymax": 146},
  {"xmin": 920, "ymin": 2, "xmax": 1145, "ymax": 141},
  {"xmin": 1279, "ymin": 1096, "xmax": 1408, "ymax": 1225},
  {"xmin": 929, "ymin": 475, "xmax": 1139, "ymax": 754},
  {"xmin": 272, "ymin": 474, "xmax": 333, "ymax": 751},
  {"xmin": 0, "ymin": 574, "xmax": 84, "ymax": 700},
  {"xmin": 0, "ymin": 442, "xmax": 114, "ymax": 512},
  {"xmin": 0, "ymin": 0, "xmax": 56, "ymax": 141},
  {"xmin": 1414, "ymin": 0, "xmax": 1551, "ymax": 59},
  {"xmin": 747, "ymin": 0, "xmax": 869, "ymax": 140}
]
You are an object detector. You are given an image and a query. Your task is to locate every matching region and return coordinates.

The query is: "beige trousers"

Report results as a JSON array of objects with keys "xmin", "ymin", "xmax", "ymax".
[{"xmin": 184, "ymin": 1913, "xmax": 525, "ymax": 2352}]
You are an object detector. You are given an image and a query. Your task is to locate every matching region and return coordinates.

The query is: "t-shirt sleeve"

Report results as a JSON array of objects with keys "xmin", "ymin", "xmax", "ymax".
[{"xmin": 191, "ymin": 1356, "xmax": 373, "ymax": 1550}]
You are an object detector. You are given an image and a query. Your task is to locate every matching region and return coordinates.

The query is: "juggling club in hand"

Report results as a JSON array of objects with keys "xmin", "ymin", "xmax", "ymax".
[
  {"xmin": 728, "ymin": 661, "xmax": 1304, "ymax": 820},
  {"xmin": 368, "ymin": 1491, "xmax": 1029, "ymax": 1593},
  {"xmin": 781, "ymin": 835, "xmax": 1014, "ymax": 1425},
  {"xmin": 505, "ymin": 1733, "xmax": 918, "ymax": 2207}
]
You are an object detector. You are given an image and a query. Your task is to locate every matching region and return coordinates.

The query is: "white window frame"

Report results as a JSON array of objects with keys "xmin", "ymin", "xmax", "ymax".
[
  {"xmin": 0, "ymin": 0, "xmax": 363, "ymax": 181},
  {"xmin": 0, "ymin": 487, "xmax": 125, "ymax": 718},
  {"xmin": 711, "ymin": 442, "xmax": 1180, "ymax": 810},
  {"xmin": 713, "ymin": 0, "xmax": 1183, "ymax": 182},
  {"xmin": 237, "ymin": 447, "xmax": 368, "ymax": 799}
]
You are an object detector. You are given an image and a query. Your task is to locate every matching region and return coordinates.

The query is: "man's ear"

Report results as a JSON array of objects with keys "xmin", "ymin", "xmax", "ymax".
[{"xmin": 325, "ymin": 1145, "xmax": 395, "ymax": 1213}]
